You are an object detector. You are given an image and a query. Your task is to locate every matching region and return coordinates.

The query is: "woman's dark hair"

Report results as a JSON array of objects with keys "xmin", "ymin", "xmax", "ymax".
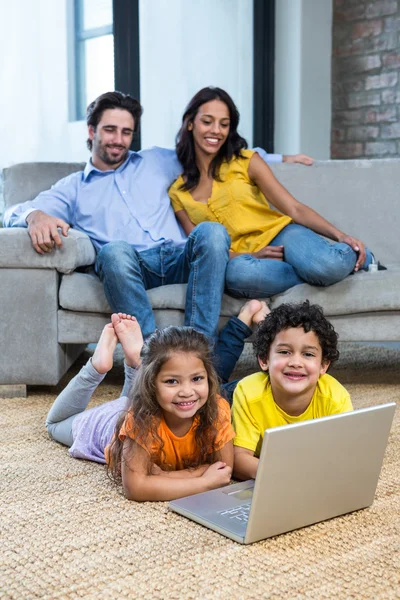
[
  {"xmin": 176, "ymin": 86, "xmax": 248, "ymax": 191},
  {"xmin": 108, "ymin": 326, "xmax": 221, "ymax": 483},
  {"xmin": 253, "ymin": 301, "xmax": 340, "ymax": 366},
  {"xmin": 86, "ymin": 91, "xmax": 143, "ymax": 150}
]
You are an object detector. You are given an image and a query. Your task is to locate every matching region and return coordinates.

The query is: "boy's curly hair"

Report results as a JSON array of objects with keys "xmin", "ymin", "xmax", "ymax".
[{"xmin": 253, "ymin": 301, "xmax": 339, "ymax": 365}]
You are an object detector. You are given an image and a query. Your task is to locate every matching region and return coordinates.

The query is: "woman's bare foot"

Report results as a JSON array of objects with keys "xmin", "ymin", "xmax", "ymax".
[
  {"xmin": 91, "ymin": 323, "xmax": 118, "ymax": 374},
  {"xmin": 111, "ymin": 313, "xmax": 143, "ymax": 368}
]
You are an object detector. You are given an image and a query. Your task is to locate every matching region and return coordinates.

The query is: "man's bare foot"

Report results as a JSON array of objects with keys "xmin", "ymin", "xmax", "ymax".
[
  {"xmin": 252, "ymin": 301, "xmax": 270, "ymax": 325},
  {"xmin": 91, "ymin": 323, "xmax": 118, "ymax": 374},
  {"xmin": 111, "ymin": 313, "xmax": 143, "ymax": 368}
]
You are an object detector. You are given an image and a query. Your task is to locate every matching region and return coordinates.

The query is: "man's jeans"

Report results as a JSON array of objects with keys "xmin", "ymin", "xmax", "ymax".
[
  {"xmin": 95, "ymin": 222, "xmax": 230, "ymax": 341},
  {"xmin": 226, "ymin": 223, "xmax": 374, "ymax": 298}
]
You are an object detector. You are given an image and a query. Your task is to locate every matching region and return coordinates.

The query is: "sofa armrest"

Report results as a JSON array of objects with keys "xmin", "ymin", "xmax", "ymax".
[{"xmin": 0, "ymin": 228, "xmax": 96, "ymax": 273}]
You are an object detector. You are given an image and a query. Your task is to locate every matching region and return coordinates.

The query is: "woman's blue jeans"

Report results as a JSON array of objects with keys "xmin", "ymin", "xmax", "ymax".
[
  {"xmin": 95, "ymin": 222, "xmax": 230, "ymax": 341},
  {"xmin": 226, "ymin": 223, "xmax": 374, "ymax": 298}
]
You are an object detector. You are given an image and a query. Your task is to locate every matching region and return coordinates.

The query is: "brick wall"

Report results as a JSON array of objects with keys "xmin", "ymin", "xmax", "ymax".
[{"xmin": 332, "ymin": 0, "xmax": 400, "ymax": 158}]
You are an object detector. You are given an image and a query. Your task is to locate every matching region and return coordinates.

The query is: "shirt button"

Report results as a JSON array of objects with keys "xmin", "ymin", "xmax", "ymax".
[{"xmin": 122, "ymin": 190, "xmax": 126, "ymax": 194}]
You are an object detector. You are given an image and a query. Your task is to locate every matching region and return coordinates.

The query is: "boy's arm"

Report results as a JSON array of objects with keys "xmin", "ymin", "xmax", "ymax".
[
  {"xmin": 121, "ymin": 441, "xmax": 232, "ymax": 501},
  {"xmin": 233, "ymin": 446, "xmax": 259, "ymax": 480},
  {"xmin": 231, "ymin": 380, "xmax": 261, "ymax": 480}
]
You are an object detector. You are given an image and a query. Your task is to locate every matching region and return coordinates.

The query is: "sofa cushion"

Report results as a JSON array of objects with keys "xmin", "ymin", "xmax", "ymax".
[
  {"xmin": 59, "ymin": 265, "xmax": 400, "ymax": 317},
  {"xmin": 59, "ymin": 270, "xmax": 247, "ymax": 316},
  {"xmin": 270, "ymin": 265, "xmax": 400, "ymax": 315}
]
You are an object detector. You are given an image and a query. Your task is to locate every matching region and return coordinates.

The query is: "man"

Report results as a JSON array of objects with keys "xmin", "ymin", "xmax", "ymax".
[{"xmin": 4, "ymin": 91, "xmax": 313, "ymax": 340}]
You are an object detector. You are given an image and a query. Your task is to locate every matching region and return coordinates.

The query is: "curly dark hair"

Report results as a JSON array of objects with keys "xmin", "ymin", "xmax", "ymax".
[
  {"xmin": 108, "ymin": 326, "xmax": 221, "ymax": 484},
  {"xmin": 175, "ymin": 86, "xmax": 248, "ymax": 191},
  {"xmin": 86, "ymin": 91, "xmax": 143, "ymax": 150},
  {"xmin": 253, "ymin": 301, "xmax": 339, "ymax": 365}
]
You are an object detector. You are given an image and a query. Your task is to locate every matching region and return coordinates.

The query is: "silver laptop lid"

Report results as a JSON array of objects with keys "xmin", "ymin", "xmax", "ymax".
[{"xmin": 244, "ymin": 403, "xmax": 395, "ymax": 543}]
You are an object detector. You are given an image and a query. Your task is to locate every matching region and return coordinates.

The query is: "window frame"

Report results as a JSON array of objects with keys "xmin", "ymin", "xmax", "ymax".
[
  {"xmin": 253, "ymin": 0, "xmax": 275, "ymax": 152},
  {"xmin": 68, "ymin": 0, "xmax": 114, "ymax": 122}
]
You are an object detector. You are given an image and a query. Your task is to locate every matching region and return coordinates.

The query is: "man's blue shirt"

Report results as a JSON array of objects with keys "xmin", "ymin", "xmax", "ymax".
[{"xmin": 3, "ymin": 146, "xmax": 279, "ymax": 252}]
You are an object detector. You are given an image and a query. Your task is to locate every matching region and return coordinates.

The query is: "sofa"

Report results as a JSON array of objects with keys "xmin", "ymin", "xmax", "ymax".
[{"xmin": 1, "ymin": 159, "xmax": 399, "ymax": 396}]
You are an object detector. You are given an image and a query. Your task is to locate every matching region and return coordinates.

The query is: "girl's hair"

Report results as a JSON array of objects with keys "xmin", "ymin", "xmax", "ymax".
[
  {"xmin": 108, "ymin": 326, "xmax": 221, "ymax": 483},
  {"xmin": 175, "ymin": 86, "xmax": 248, "ymax": 191},
  {"xmin": 253, "ymin": 301, "xmax": 340, "ymax": 365}
]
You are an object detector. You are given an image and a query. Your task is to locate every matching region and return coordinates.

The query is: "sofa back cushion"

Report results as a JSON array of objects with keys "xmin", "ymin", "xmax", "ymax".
[
  {"xmin": 3, "ymin": 162, "xmax": 85, "ymax": 208},
  {"xmin": 270, "ymin": 159, "xmax": 399, "ymax": 265},
  {"xmin": 3, "ymin": 158, "xmax": 400, "ymax": 265}
]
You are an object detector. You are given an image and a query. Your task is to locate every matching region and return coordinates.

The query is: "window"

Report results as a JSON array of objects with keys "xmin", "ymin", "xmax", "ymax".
[{"xmin": 69, "ymin": 0, "xmax": 114, "ymax": 121}]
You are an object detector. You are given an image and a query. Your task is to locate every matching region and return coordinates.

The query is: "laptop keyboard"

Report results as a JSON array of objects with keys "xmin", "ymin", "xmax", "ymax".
[{"xmin": 218, "ymin": 503, "xmax": 251, "ymax": 522}]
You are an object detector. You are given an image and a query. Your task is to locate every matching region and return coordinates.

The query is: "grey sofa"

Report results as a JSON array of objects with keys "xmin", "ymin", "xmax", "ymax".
[{"xmin": 1, "ymin": 159, "xmax": 399, "ymax": 396}]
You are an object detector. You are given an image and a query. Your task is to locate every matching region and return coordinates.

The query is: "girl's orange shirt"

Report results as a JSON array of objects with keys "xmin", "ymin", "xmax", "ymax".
[
  {"xmin": 104, "ymin": 396, "xmax": 235, "ymax": 470},
  {"xmin": 169, "ymin": 149, "xmax": 291, "ymax": 254}
]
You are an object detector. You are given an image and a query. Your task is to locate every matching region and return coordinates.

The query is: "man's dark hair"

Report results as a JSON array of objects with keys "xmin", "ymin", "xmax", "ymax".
[
  {"xmin": 86, "ymin": 91, "xmax": 143, "ymax": 150},
  {"xmin": 253, "ymin": 301, "xmax": 340, "ymax": 365}
]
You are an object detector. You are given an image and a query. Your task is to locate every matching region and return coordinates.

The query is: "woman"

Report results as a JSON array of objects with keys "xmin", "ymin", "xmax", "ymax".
[{"xmin": 169, "ymin": 86, "xmax": 375, "ymax": 298}]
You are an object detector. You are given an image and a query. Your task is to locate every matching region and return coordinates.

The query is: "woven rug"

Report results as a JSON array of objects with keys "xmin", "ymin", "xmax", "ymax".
[{"xmin": 1, "ymin": 343, "xmax": 399, "ymax": 600}]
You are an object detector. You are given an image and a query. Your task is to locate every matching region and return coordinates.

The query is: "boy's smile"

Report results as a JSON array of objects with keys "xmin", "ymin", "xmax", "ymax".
[{"xmin": 258, "ymin": 327, "xmax": 330, "ymax": 415}]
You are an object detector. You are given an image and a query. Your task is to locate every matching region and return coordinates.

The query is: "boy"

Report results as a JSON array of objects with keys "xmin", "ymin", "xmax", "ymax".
[{"xmin": 231, "ymin": 301, "xmax": 353, "ymax": 480}]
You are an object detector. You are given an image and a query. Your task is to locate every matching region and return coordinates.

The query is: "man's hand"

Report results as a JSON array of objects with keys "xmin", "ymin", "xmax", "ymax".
[
  {"xmin": 283, "ymin": 154, "xmax": 314, "ymax": 166},
  {"xmin": 252, "ymin": 245, "xmax": 284, "ymax": 260},
  {"xmin": 26, "ymin": 210, "xmax": 70, "ymax": 255}
]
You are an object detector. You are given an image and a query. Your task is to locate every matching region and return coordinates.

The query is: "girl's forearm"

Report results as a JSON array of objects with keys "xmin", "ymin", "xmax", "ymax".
[
  {"xmin": 124, "ymin": 473, "xmax": 211, "ymax": 502},
  {"xmin": 156, "ymin": 465, "xmax": 209, "ymax": 478}
]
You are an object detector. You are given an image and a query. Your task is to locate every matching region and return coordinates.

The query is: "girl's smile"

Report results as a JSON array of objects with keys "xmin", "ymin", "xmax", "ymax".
[{"xmin": 155, "ymin": 351, "xmax": 209, "ymax": 432}]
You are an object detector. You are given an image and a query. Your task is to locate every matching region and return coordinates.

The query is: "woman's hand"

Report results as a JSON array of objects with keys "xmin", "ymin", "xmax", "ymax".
[
  {"xmin": 338, "ymin": 234, "xmax": 366, "ymax": 271},
  {"xmin": 252, "ymin": 245, "xmax": 284, "ymax": 260}
]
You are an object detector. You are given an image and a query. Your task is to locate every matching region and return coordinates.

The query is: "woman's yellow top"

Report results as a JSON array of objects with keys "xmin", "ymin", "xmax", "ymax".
[{"xmin": 169, "ymin": 149, "xmax": 292, "ymax": 254}]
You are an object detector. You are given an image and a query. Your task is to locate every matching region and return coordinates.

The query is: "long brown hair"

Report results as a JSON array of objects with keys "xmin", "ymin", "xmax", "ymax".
[
  {"xmin": 108, "ymin": 326, "xmax": 221, "ymax": 483},
  {"xmin": 175, "ymin": 86, "xmax": 248, "ymax": 191}
]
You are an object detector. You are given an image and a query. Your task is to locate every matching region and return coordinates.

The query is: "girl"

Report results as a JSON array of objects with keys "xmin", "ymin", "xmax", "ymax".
[
  {"xmin": 46, "ymin": 306, "xmax": 267, "ymax": 501},
  {"xmin": 169, "ymin": 87, "xmax": 378, "ymax": 299}
]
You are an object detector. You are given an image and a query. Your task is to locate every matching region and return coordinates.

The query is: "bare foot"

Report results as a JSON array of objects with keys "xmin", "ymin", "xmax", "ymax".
[
  {"xmin": 92, "ymin": 323, "xmax": 118, "ymax": 374},
  {"xmin": 111, "ymin": 313, "xmax": 143, "ymax": 368},
  {"xmin": 237, "ymin": 300, "xmax": 270, "ymax": 328},
  {"xmin": 252, "ymin": 301, "xmax": 270, "ymax": 325}
]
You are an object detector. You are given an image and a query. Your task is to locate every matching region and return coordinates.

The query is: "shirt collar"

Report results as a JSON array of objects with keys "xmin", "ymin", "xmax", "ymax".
[{"xmin": 83, "ymin": 150, "xmax": 142, "ymax": 181}]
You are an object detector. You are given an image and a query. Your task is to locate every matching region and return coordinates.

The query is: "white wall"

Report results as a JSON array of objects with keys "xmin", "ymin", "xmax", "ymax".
[
  {"xmin": 274, "ymin": 0, "xmax": 332, "ymax": 159},
  {"xmin": 139, "ymin": 0, "xmax": 254, "ymax": 149},
  {"xmin": 0, "ymin": 0, "xmax": 89, "ymax": 172},
  {"xmin": 0, "ymin": 0, "xmax": 253, "ymax": 170}
]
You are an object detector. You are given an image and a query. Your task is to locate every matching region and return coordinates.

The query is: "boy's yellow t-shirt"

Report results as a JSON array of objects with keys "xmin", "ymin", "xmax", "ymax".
[{"xmin": 231, "ymin": 372, "xmax": 353, "ymax": 457}]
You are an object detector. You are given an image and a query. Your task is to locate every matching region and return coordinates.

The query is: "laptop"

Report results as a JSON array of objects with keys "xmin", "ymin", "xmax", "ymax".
[{"xmin": 169, "ymin": 403, "xmax": 396, "ymax": 544}]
